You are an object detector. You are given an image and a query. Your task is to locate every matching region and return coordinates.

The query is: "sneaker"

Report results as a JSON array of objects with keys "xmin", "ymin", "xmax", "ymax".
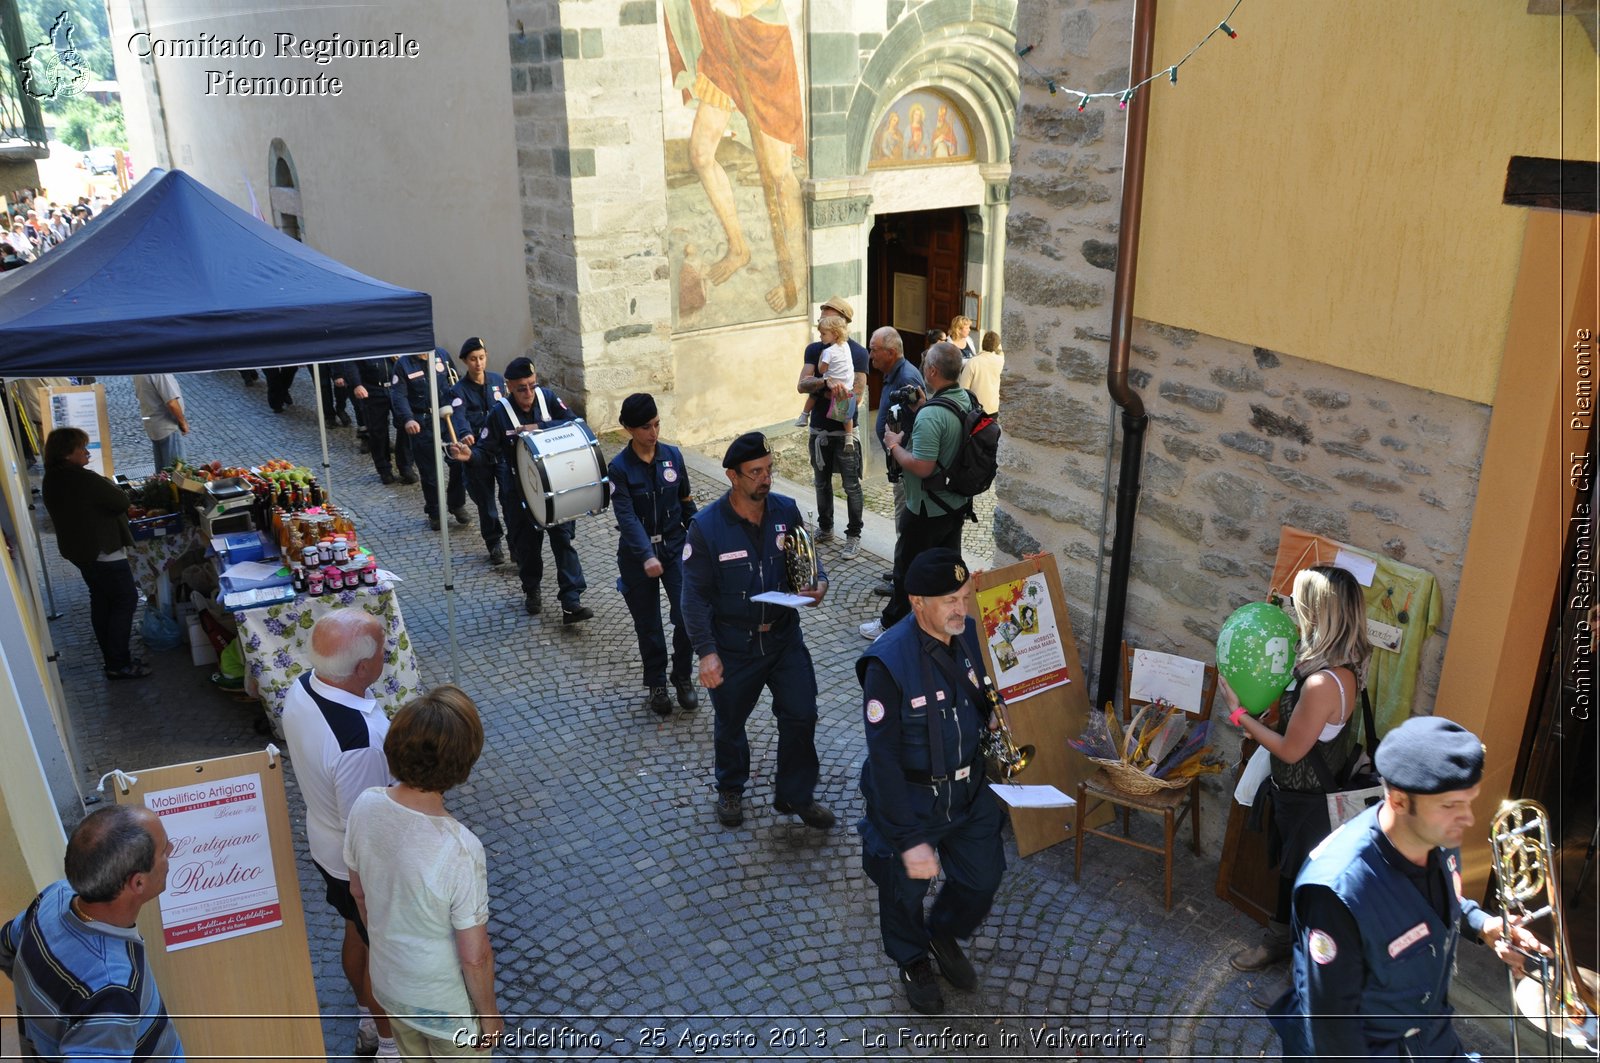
[
  {"xmin": 841, "ymin": 536, "xmax": 861, "ymax": 560},
  {"xmin": 773, "ymin": 799, "xmax": 835, "ymax": 830},
  {"xmin": 524, "ymin": 594, "xmax": 541, "ymax": 616},
  {"xmin": 812, "ymin": 528, "xmax": 836, "ymax": 544},
  {"xmin": 398, "ymin": 470, "xmax": 418, "ymax": 485},
  {"xmin": 105, "ymin": 660, "xmax": 152, "ymax": 680},
  {"xmin": 859, "ymin": 619, "xmax": 883, "ymax": 641},
  {"xmin": 793, "ymin": 412, "xmax": 810, "ymax": 427},
  {"xmin": 1229, "ymin": 941, "xmax": 1291, "ymax": 971},
  {"xmin": 562, "ymin": 605, "xmax": 594, "ymax": 625},
  {"xmin": 647, "ymin": 686, "xmax": 674, "ymax": 716},
  {"xmin": 899, "ymin": 958, "xmax": 944, "ymax": 1014},
  {"xmin": 427, "ymin": 513, "xmax": 441, "ymax": 531},
  {"xmin": 715, "ymin": 790, "xmax": 743, "ymax": 827},
  {"xmin": 674, "ymin": 680, "xmax": 700, "ymax": 711},
  {"xmin": 872, "ymin": 580, "xmax": 894, "ymax": 597},
  {"xmin": 355, "ymin": 1023, "xmax": 379, "ymax": 1056},
  {"xmin": 488, "ymin": 543, "xmax": 506, "ymax": 566},
  {"xmin": 929, "ymin": 934, "xmax": 977, "ymax": 990},
  {"xmin": 450, "ymin": 506, "xmax": 472, "ymax": 526}
]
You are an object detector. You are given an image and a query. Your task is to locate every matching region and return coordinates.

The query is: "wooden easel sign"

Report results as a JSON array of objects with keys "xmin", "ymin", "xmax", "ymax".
[
  {"xmin": 40, "ymin": 384, "xmax": 113, "ymax": 478},
  {"xmin": 970, "ymin": 553, "xmax": 1097, "ymax": 857},
  {"xmin": 110, "ymin": 749, "xmax": 324, "ymax": 1062}
]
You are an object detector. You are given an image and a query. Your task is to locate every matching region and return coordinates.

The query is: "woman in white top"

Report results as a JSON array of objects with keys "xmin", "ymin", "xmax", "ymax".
[
  {"xmin": 1219, "ymin": 565, "xmax": 1370, "ymax": 977},
  {"xmin": 346, "ymin": 686, "xmax": 503, "ymax": 1058}
]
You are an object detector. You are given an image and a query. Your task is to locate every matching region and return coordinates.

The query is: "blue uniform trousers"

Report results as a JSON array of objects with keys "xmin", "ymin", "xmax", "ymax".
[
  {"xmin": 465, "ymin": 462, "xmax": 505, "ymax": 549},
  {"xmin": 710, "ymin": 635, "xmax": 819, "ymax": 805},
  {"xmin": 507, "ymin": 505, "xmax": 585, "ymax": 609},
  {"xmin": 414, "ymin": 432, "xmax": 466, "ymax": 518},
  {"xmin": 622, "ymin": 562, "xmax": 691, "ymax": 688},
  {"xmin": 861, "ymin": 784, "xmax": 1005, "ymax": 966}
]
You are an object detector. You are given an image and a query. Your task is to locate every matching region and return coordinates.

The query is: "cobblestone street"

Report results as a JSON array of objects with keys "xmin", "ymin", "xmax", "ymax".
[{"xmin": 29, "ymin": 371, "xmax": 1516, "ymax": 1061}]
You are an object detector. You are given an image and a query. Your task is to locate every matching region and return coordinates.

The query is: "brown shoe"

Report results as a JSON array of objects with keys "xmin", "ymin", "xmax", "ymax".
[{"xmin": 1229, "ymin": 941, "xmax": 1291, "ymax": 972}]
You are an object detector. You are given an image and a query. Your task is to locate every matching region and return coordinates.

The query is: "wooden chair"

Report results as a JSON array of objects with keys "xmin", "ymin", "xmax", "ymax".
[{"xmin": 1073, "ymin": 642, "xmax": 1218, "ymax": 910}]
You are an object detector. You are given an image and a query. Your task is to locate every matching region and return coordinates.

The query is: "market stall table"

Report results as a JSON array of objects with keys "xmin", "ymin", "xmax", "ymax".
[
  {"xmin": 128, "ymin": 524, "xmax": 207, "ymax": 602},
  {"xmin": 233, "ymin": 582, "xmax": 422, "ymax": 735}
]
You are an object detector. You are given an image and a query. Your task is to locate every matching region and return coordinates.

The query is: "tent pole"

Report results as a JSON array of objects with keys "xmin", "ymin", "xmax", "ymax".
[
  {"xmin": 427, "ymin": 362, "xmax": 459, "ymax": 685},
  {"xmin": 311, "ymin": 364, "xmax": 332, "ymax": 502},
  {"xmin": 6, "ymin": 383, "xmax": 58, "ymax": 618}
]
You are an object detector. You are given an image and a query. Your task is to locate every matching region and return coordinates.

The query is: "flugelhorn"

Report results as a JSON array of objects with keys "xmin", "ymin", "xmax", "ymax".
[
  {"xmin": 783, "ymin": 524, "xmax": 817, "ymax": 592},
  {"xmin": 979, "ymin": 675, "xmax": 1034, "ymax": 780},
  {"xmin": 1488, "ymin": 799, "xmax": 1597, "ymax": 1058}
]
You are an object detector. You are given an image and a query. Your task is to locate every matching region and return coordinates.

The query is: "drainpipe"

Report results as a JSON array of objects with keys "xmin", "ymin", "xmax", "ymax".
[{"xmin": 1095, "ymin": 0, "xmax": 1159, "ymax": 710}]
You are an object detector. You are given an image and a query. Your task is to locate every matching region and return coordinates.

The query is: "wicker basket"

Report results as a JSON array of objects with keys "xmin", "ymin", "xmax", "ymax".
[{"xmin": 1088, "ymin": 700, "xmax": 1191, "ymax": 795}]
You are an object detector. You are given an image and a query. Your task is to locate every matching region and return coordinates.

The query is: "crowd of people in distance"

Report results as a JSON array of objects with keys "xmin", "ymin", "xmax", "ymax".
[{"xmin": 3, "ymin": 187, "xmax": 116, "ymax": 269}]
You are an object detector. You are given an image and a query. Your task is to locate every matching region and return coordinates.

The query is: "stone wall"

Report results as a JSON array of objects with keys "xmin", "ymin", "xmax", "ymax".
[{"xmin": 998, "ymin": 0, "xmax": 1493, "ymax": 843}]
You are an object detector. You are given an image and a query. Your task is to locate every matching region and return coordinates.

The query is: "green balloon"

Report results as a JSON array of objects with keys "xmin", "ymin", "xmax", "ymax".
[{"xmin": 1216, "ymin": 602, "xmax": 1300, "ymax": 715}]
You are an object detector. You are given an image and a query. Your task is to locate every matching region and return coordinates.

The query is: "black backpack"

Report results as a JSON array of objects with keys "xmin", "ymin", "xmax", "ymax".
[{"xmin": 920, "ymin": 394, "xmax": 1001, "ymax": 512}]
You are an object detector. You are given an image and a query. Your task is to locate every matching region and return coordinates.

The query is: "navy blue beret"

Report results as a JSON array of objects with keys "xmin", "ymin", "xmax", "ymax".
[
  {"xmin": 904, "ymin": 548, "xmax": 970, "ymax": 596},
  {"xmin": 459, "ymin": 336, "xmax": 485, "ymax": 359},
  {"xmin": 722, "ymin": 431, "xmax": 769, "ymax": 469},
  {"xmin": 503, "ymin": 357, "xmax": 535, "ymax": 381},
  {"xmin": 1374, "ymin": 716, "xmax": 1485, "ymax": 795},
  {"xmin": 620, "ymin": 393, "xmax": 657, "ymax": 429}
]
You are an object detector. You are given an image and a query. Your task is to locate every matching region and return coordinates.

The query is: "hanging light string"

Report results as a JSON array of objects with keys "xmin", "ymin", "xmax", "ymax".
[{"xmin": 1016, "ymin": 0, "xmax": 1244, "ymax": 111}]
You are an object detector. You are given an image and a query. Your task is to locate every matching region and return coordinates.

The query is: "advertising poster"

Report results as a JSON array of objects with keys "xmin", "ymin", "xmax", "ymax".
[
  {"xmin": 42, "ymin": 384, "xmax": 113, "ymax": 477},
  {"xmin": 976, "ymin": 571, "xmax": 1070, "ymax": 703},
  {"xmin": 145, "ymin": 773, "xmax": 282, "ymax": 951}
]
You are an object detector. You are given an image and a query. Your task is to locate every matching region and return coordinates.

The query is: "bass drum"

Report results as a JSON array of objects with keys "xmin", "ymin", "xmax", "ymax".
[{"xmin": 514, "ymin": 419, "xmax": 611, "ymax": 527}]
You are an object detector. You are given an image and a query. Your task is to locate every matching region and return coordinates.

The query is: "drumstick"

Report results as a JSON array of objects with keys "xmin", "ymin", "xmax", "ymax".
[{"xmin": 436, "ymin": 399, "xmax": 462, "ymax": 444}]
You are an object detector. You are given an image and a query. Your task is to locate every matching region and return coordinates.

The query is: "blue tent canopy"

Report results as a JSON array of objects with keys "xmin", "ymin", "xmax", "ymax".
[{"xmin": 0, "ymin": 168, "xmax": 433, "ymax": 376}]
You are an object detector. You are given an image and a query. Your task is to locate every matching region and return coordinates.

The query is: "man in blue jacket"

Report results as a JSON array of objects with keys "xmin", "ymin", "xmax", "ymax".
[
  {"xmin": 391, "ymin": 347, "xmax": 471, "ymax": 531},
  {"xmin": 454, "ymin": 337, "xmax": 509, "ymax": 565},
  {"xmin": 1271, "ymin": 716, "xmax": 1545, "ymax": 1059},
  {"xmin": 609, "ymin": 393, "xmax": 698, "ymax": 716},
  {"xmin": 682, "ymin": 432, "xmax": 833, "ymax": 830},
  {"xmin": 857, "ymin": 548, "xmax": 1005, "ymax": 1014}
]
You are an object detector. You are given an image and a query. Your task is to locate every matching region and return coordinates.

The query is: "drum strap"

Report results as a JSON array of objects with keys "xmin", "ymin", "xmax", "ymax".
[
  {"xmin": 534, "ymin": 388, "xmax": 552, "ymax": 423},
  {"xmin": 497, "ymin": 396, "xmax": 523, "ymax": 430}
]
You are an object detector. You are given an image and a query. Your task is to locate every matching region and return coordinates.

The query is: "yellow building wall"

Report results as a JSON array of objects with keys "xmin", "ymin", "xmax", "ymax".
[{"xmin": 1135, "ymin": 3, "xmax": 1597, "ymax": 405}]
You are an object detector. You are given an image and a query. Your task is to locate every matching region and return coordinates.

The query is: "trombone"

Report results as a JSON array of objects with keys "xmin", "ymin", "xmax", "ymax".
[{"xmin": 1488, "ymin": 799, "xmax": 1598, "ymax": 1059}]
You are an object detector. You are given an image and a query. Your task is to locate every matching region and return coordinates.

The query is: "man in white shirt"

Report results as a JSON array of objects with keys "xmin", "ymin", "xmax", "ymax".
[
  {"xmin": 279, "ymin": 609, "xmax": 398, "ymax": 1059},
  {"xmin": 133, "ymin": 374, "xmax": 189, "ymax": 471}
]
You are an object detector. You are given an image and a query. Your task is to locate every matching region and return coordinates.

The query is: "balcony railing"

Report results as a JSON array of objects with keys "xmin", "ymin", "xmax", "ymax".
[{"xmin": 0, "ymin": 0, "xmax": 49, "ymax": 156}]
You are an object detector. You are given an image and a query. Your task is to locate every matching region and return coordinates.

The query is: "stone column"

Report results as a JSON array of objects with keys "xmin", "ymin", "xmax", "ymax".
[
  {"xmin": 980, "ymin": 164, "xmax": 1012, "ymax": 335},
  {"xmin": 805, "ymin": 177, "xmax": 874, "ymax": 334}
]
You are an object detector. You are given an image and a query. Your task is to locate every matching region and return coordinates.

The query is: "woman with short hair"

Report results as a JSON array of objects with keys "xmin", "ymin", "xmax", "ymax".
[
  {"xmin": 948, "ymin": 315, "xmax": 976, "ymax": 360},
  {"xmin": 345, "ymin": 686, "xmax": 503, "ymax": 1059}
]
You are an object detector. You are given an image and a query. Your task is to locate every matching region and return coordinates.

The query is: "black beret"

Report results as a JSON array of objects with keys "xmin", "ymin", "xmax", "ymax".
[
  {"xmin": 619, "ymin": 393, "xmax": 657, "ymax": 429},
  {"xmin": 722, "ymin": 431, "xmax": 770, "ymax": 469},
  {"xmin": 904, "ymin": 548, "xmax": 971, "ymax": 596},
  {"xmin": 504, "ymin": 356, "xmax": 535, "ymax": 381},
  {"xmin": 459, "ymin": 336, "xmax": 485, "ymax": 359},
  {"xmin": 1374, "ymin": 717, "xmax": 1485, "ymax": 795}
]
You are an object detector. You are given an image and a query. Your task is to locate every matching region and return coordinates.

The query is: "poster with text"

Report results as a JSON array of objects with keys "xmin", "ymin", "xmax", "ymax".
[
  {"xmin": 43, "ymin": 385, "xmax": 112, "ymax": 477},
  {"xmin": 976, "ymin": 571, "xmax": 1070, "ymax": 703},
  {"xmin": 145, "ymin": 773, "xmax": 282, "ymax": 952}
]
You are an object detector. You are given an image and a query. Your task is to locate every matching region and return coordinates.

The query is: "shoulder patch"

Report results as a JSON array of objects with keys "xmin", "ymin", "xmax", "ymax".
[
  {"xmin": 1308, "ymin": 929, "xmax": 1338, "ymax": 965},
  {"xmin": 866, "ymin": 699, "xmax": 886, "ymax": 724},
  {"xmin": 682, "ymin": 541, "xmax": 693, "ymax": 561},
  {"xmin": 663, "ymin": 467, "xmax": 678, "ymax": 483}
]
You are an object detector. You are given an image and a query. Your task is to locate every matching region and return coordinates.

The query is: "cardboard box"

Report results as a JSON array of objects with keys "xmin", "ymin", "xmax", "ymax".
[{"xmin": 187, "ymin": 616, "xmax": 218, "ymax": 666}]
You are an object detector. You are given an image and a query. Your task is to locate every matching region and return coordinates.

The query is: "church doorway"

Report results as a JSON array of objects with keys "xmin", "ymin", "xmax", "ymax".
[{"xmin": 865, "ymin": 207, "xmax": 968, "ymax": 410}]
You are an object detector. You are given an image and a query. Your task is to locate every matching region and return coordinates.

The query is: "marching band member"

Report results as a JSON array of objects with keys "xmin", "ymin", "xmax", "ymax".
[
  {"xmin": 454, "ymin": 337, "xmax": 509, "ymax": 566},
  {"xmin": 391, "ymin": 347, "xmax": 470, "ymax": 532},
  {"xmin": 856, "ymin": 548, "xmax": 1005, "ymax": 1015},
  {"xmin": 446, "ymin": 357, "xmax": 592, "ymax": 625},
  {"xmin": 608, "ymin": 394, "xmax": 699, "ymax": 716},
  {"xmin": 682, "ymin": 432, "xmax": 833, "ymax": 830}
]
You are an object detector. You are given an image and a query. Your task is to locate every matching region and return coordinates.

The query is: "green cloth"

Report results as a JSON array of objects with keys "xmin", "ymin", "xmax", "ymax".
[
  {"xmin": 905, "ymin": 385, "xmax": 971, "ymax": 516},
  {"xmin": 1359, "ymin": 552, "xmax": 1443, "ymax": 738}
]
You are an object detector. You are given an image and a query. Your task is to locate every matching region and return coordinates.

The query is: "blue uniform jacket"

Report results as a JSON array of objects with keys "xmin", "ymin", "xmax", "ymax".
[
  {"xmin": 455, "ymin": 372, "xmax": 508, "ymax": 441},
  {"xmin": 857, "ymin": 615, "xmax": 993, "ymax": 854},
  {"xmin": 874, "ymin": 355, "xmax": 926, "ymax": 445},
  {"xmin": 1274, "ymin": 806, "xmax": 1487, "ymax": 1060},
  {"xmin": 681, "ymin": 491, "xmax": 825, "ymax": 657},
  {"xmin": 608, "ymin": 442, "xmax": 696, "ymax": 589},
  {"xmin": 389, "ymin": 349, "xmax": 469, "ymax": 439},
  {"xmin": 465, "ymin": 387, "xmax": 576, "ymax": 502}
]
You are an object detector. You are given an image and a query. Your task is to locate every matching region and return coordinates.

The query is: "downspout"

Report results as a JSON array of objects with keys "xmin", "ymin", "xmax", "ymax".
[{"xmin": 1095, "ymin": 0, "xmax": 1159, "ymax": 710}]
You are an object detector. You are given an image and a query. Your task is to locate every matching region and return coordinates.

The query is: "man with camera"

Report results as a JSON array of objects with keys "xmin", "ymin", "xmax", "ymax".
[
  {"xmin": 869, "ymin": 327, "xmax": 925, "ymax": 599},
  {"xmin": 861, "ymin": 342, "xmax": 971, "ymax": 642}
]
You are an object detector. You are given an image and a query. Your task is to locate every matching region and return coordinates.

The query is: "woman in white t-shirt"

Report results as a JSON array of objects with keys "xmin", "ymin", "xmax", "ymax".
[{"xmin": 346, "ymin": 686, "xmax": 503, "ymax": 1058}]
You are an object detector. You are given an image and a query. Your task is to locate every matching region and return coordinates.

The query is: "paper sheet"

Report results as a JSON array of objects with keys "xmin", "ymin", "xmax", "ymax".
[
  {"xmin": 751, "ymin": 590, "xmax": 813, "ymax": 608},
  {"xmin": 1129, "ymin": 649, "xmax": 1206, "ymax": 714},
  {"xmin": 990, "ymin": 783, "xmax": 1076, "ymax": 808},
  {"xmin": 221, "ymin": 560, "xmax": 287, "ymax": 581}
]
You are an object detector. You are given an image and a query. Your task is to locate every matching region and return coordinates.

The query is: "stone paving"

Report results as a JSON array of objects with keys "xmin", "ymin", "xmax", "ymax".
[{"xmin": 31, "ymin": 371, "xmax": 1519, "ymax": 1061}]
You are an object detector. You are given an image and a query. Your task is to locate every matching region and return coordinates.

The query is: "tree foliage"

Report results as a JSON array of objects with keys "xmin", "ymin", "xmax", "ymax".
[{"xmin": 16, "ymin": 0, "xmax": 114, "ymax": 95}]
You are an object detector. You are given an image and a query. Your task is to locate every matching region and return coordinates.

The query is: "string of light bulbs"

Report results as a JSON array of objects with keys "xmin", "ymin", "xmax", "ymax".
[{"xmin": 1015, "ymin": 0, "xmax": 1245, "ymax": 113}]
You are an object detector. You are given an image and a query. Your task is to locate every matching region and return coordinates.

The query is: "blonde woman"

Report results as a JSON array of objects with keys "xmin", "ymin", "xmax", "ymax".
[
  {"xmin": 948, "ymin": 315, "xmax": 975, "ymax": 360},
  {"xmin": 1220, "ymin": 565, "xmax": 1370, "ymax": 985},
  {"xmin": 958, "ymin": 330, "xmax": 1004, "ymax": 414}
]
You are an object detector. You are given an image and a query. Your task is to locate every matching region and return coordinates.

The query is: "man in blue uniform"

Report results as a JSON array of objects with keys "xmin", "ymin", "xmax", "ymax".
[
  {"xmin": 1271, "ymin": 716, "xmax": 1545, "ymax": 1059},
  {"xmin": 391, "ymin": 347, "xmax": 471, "ymax": 531},
  {"xmin": 857, "ymin": 548, "xmax": 1006, "ymax": 1014},
  {"xmin": 454, "ymin": 337, "xmax": 509, "ymax": 565},
  {"xmin": 682, "ymin": 432, "xmax": 834, "ymax": 830},
  {"xmin": 868, "ymin": 326, "xmax": 925, "ymax": 599},
  {"xmin": 352, "ymin": 357, "xmax": 415, "ymax": 485},
  {"xmin": 447, "ymin": 357, "xmax": 593, "ymax": 624},
  {"xmin": 609, "ymin": 393, "xmax": 699, "ymax": 716}
]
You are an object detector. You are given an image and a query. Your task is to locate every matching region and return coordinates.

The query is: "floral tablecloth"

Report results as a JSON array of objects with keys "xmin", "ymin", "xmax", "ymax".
[
  {"xmin": 128, "ymin": 525, "xmax": 207, "ymax": 602},
  {"xmin": 234, "ymin": 584, "xmax": 423, "ymax": 734}
]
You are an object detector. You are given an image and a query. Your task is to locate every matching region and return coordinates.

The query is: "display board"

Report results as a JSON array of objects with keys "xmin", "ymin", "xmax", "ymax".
[
  {"xmin": 970, "ymin": 554, "xmax": 1099, "ymax": 857},
  {"xmin": 111, "ymin": 749, "xmax": 324, "ymax": 1061},
  {"xmin": 40, "ymin": 383, "xmax": 113, "ymax": 477}
]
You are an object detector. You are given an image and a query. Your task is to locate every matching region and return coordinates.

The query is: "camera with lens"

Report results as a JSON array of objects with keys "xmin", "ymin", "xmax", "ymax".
[{"xmin": 882, "ymin": 383, "xmax": 926, "ymax": 483}]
